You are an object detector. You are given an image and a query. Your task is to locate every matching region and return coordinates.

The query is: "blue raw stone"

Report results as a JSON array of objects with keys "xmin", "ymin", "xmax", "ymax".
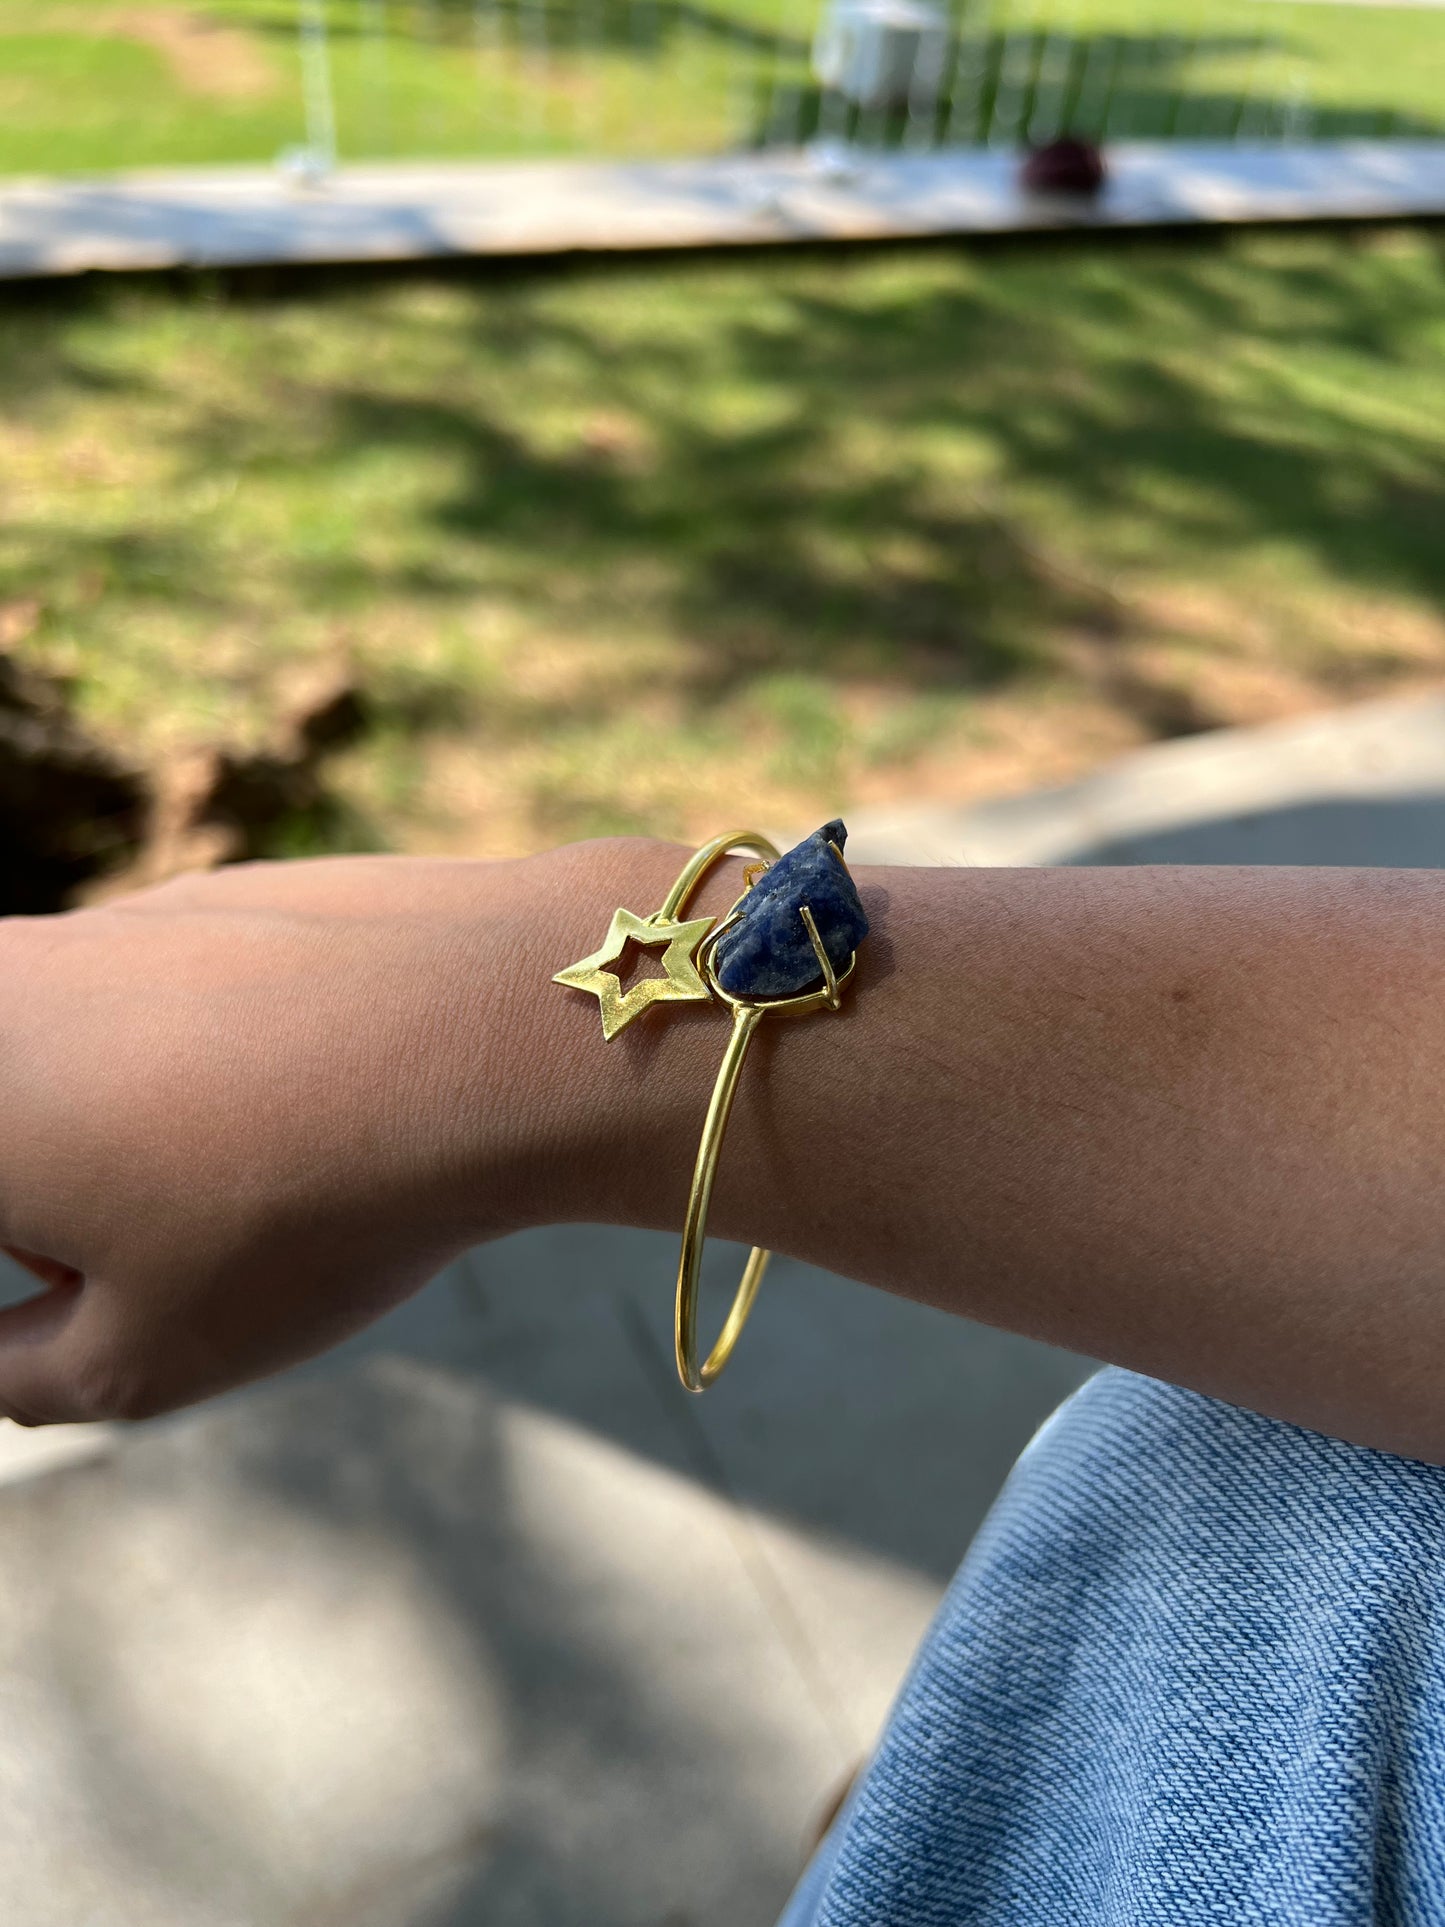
[{"xmin": 713, "ymin": 818, "xmax": 869, "ymax": 999}]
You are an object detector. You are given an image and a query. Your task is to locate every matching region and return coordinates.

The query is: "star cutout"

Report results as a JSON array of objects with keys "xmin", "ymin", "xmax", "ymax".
[{"xmin": 553, "ymin": 907, "xmax": 716, "ymax": 1040}]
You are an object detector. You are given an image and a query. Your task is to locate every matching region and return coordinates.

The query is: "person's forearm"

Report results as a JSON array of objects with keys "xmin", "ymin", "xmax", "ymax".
[
  {"xmin": 509, "ymin": 841, "xmax": 1445, "ymax": 1460},
  {"xmin": 5, "ymin": 843, "xmax": 1443, "ymax": 1447}
]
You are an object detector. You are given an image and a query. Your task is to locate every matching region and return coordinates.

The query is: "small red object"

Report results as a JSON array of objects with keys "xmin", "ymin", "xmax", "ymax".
[{"xmin": 1019, "ymin": 137, "xmax": 1107, "ymax": 196}]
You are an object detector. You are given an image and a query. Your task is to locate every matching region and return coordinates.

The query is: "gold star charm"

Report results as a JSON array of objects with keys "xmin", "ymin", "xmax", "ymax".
[{"xmin": 553, "ymin": 907, "xmax": 716, "ymax": 1040}]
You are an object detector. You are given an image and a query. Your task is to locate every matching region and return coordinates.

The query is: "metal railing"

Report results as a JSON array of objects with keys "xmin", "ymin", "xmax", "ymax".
[{"xmin": 284, "ymin": 0, "xmax": 1440, "ymax": 171}]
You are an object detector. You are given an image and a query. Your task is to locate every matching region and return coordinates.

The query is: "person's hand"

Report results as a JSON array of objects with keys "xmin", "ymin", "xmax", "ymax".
[{"xmin": 0, "ymin": 853, "xmax": 580, "ymax": 1424}]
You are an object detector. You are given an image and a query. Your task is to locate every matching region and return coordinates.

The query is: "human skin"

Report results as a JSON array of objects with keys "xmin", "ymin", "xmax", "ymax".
[{"xmin": 2, "ymin": 839, "xmax": 1444, "ymax": 1458}]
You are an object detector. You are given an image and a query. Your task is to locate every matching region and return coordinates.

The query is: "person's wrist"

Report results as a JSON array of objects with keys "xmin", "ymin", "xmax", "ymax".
[
  {"xmin": 520, "ymin": 836, "xmax": 763, "ymax": 1230},
  {"xmin": 471, "ymin": 832, "xmax": 881, "ymax": 1251},
  {"xmin": 431, "ymin": 830, "xmax": 884, "ymax": 1271},
  {"xmin": 425, "ymin": 837, "xmax": 753, "ymax": 1244}
]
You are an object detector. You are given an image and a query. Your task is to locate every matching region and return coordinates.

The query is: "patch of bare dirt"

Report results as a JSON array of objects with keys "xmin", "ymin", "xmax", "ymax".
[
  {"xmin": 109, "ymin": 661, "xmax": 372, "ymax": 896},
  {"xmin": 117, "ymin": 8, "xmax": 275, "ymax": 99},
  {"xmin": 0, "ymin": 655, "xmax": 147, "ymax": 912},
  {"xmin": 847, "ymin": 688, "xmax": 1149, "ymax": 821},
  {"xmin": 4, "ymin": 7, "xmax": 277, "ymax": 100},
  {"xmin": 0, "ymin": 647, "xmax": 371, "ymax": 913}
]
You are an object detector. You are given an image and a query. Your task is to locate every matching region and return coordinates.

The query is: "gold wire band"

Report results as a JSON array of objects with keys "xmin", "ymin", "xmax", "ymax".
[
  {"xmin": 673, "ymin": 844, "xmax": 856, "ymax": 1393},
  {"xmin": 655, "ymin": 828, "xmax": 780, "ymax": 924},
  {"xmin": 552, "ymin": 824, "xmax": 858, "ymax": 1394},
  {"xmin": 675, "ymin": 1000, "xmax": 771, "ymax": 1391}
]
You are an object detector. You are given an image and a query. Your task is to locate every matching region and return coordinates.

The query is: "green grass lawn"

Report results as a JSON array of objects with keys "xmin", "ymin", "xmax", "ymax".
[
  {"xmin": 0, "ymin": 0, "xmax": 1439, "ymax": 178},
  {"xmin": 1, "ymin": 226, "xmax": 1442, "ymax": 862}
]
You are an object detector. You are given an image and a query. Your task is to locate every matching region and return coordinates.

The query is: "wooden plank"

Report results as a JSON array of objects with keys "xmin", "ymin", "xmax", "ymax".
[{"xmin": 1, "ymin": 141, "xmax": 1443, "ymax": 280}]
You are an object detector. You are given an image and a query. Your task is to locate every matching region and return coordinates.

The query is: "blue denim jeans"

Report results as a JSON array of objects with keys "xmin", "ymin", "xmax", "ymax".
[{"xmin": 777, "ymin": 1368, "xmax": 1445, "ymax": 1925}]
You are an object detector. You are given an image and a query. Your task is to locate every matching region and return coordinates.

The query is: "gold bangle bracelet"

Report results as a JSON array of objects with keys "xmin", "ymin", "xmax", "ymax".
[
  {"xmin": 675, "ymin": 891, "xmax": 857, "ymax": 1390},
  {"xmin": 554, "ymin": 824, "xmax": 866, "ymax": 1393}
]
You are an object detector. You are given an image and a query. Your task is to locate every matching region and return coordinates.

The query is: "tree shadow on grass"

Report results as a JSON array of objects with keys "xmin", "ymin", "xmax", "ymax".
[
  {"xmin": 1, "ymin": 226, "xmax": 1442, "ymax": 857},
  {"xmin": 220, "ymin": 3, "xmax": 1443, "ymax": 146},
  {"xmin": 780, "ymin": 32, "xmax": 1440, "ymax": 150},
  {"xmin": 288, "ymin": 228, "xmax": 1445, "ymax": 689},
  {"xmin": 215, "ymin": 0, "xmax": 813, "ymax": 61}
]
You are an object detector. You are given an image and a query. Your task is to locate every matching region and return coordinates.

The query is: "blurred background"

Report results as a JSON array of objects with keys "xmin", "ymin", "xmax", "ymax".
[
  {"xmin": 0, "ymin": 3, "xmax": 1442, "ymax": 1922},
  {"xmin": 4, "ymin": 0, "xmax": 1442, "ymax": 173}
]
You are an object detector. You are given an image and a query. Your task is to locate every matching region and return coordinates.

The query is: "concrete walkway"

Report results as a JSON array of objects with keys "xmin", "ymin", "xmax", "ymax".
[
  {"xmin": 0, "ymin": 1241, "xmax": 1090, "ymax": 1927},
  {"xmin": 1, "ymin": 682, "xmax": 1443, "ymax": 1927},
  {"xmin": 2, "ymin": 141, "xmax": 1443, "ymax": 280},
  {"xmin": 845, "ymin": 684, "xmax": 1445, "ymax": 868}
]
